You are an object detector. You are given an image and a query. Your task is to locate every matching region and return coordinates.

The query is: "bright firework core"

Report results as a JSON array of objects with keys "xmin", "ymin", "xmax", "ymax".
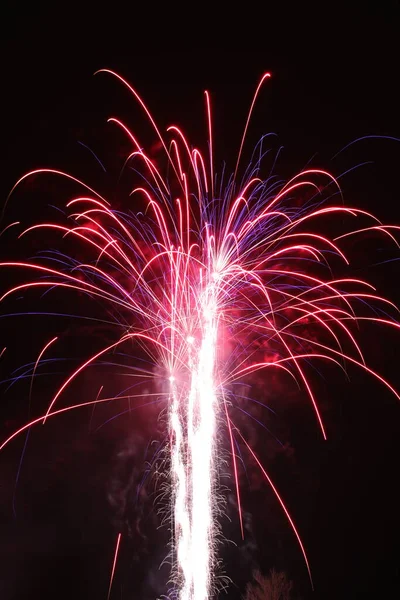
[
  {"xmin": 1, "ymin": 70, "xmax": 399, "ymax": 600},
  {"xmin": 171, "ymin": 281, "xmax": 218, "ymax": 600}
]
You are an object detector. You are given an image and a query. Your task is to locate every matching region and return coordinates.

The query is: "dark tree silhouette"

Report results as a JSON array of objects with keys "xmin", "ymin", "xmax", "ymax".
[{"xmin": 244, "ymin": 569, "xmax": 293, "ymax": 600}]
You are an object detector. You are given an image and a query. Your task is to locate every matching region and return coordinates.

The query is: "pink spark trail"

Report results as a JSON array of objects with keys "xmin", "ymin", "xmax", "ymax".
[{"xmin": 1, "ymin": 70, "xmax": 399, "ymax": 599}]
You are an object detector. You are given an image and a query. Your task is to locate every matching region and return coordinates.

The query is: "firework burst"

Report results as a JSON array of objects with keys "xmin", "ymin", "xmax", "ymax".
[{"xmin": 1, "ymin": 70, "xmax": 399, "ymax": 599}]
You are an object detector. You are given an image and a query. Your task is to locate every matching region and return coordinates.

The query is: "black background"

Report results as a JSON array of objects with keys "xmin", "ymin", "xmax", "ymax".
[{"xmin": 1, "ymin": 3, "xmax": 399, "ymax": 599}]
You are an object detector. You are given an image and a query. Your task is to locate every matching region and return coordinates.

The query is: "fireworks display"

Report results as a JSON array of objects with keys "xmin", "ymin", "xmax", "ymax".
[{"xmin": 1, "ymin": 70, "xmax": 399, "ymax": 599}]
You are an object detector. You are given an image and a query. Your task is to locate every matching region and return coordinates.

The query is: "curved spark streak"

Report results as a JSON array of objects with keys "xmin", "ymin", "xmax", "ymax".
[
  {"xmin": 1, "ymin": 71, "xmax": 399, "ymax": 600},
  {"xmin": 5, "ymin": 168, "xmax": 109, "ymax": 211},
  {"xmin": 0, "ymin": 394, "xmax": 168, "ymax": 452},
  {"xmin": 235, "ymin": 427, "xmax": 314, "ymax": 589},
  {"xmin": 108, "ymin": 533, "xmax": 122, "ymax": 600}
]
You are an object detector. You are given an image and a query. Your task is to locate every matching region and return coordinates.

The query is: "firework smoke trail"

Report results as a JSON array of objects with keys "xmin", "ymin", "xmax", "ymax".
[{"xmin": 0, "ymin": 70, "xmax": 399, "ymax": 599}]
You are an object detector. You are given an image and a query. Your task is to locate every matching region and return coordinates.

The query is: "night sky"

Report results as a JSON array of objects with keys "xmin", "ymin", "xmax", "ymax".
[{"xmin": 1, "ymin": 4, "xmax": 399, "ymax": 600}]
